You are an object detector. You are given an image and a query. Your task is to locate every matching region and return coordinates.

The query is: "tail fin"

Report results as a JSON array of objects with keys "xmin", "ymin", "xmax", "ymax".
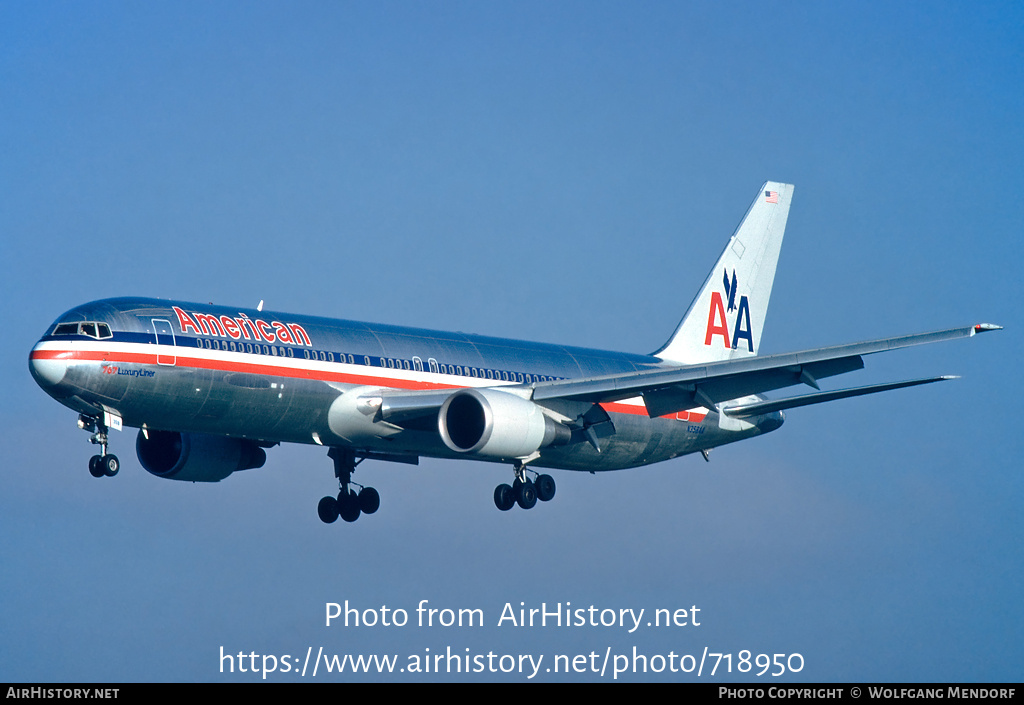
[{"xmin": 653, "ymin": 181, "xmax": 794, "ymax": 364}]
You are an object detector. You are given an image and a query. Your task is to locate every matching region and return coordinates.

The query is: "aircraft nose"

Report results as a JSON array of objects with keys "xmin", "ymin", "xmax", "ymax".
[{"xmin": 29, "ymin": 346, "xmax": 69, "ymax": 388}]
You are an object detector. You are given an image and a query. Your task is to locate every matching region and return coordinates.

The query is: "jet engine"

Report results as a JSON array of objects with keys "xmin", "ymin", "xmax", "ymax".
[
  {"xmin": 438, "ymin": 388, "xmax": 570, "ymax": 459},
  {"xmin": 136, "ymin": 429, "xmax": 267, "ymax": 482}
]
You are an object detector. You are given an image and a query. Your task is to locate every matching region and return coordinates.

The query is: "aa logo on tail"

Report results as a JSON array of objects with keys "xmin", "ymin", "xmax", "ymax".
[{"xmin": 704, "ymin": 268, "xmax": 754, "ymax": 352}]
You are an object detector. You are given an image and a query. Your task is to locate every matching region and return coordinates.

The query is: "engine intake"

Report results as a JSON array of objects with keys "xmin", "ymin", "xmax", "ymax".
[
  {"xmin": 136, "ymin": 430, "xmax": 266, "ymax": 482},
  {"xmin": 438, "ymin": 388, "xmax": 570, "ymax": 459}
]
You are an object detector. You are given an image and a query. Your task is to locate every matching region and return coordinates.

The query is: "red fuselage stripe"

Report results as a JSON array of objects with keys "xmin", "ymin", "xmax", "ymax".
[{"xmin": 29, "ymin": 348, "xmax": 707, "ymax": 422}]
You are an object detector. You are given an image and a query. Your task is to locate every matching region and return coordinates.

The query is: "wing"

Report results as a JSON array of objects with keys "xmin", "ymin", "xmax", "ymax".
[
  {"xmin": 369, "ymin": 323, "xmax": 999, "ymax": 430},
  {"xmin": 530, "ymin": 323, "xmax": 1002, "ymax": 417}
]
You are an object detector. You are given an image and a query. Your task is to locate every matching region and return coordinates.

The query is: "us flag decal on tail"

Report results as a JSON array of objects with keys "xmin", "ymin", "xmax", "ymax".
[{"xmin": 765, "ymin": 190, "xmax": 779, "ymax": 203}]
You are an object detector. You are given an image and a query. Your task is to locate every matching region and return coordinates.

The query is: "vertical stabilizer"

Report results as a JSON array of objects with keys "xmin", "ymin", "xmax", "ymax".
[{"xmin": 653, "ymin": 181, "xmax": 794, "ymax": 364}]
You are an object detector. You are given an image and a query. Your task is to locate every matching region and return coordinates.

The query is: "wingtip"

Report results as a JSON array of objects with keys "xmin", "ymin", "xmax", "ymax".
[{"xmin": 973, "ymin": 323, "xmax": 1002, "ymax": 334}]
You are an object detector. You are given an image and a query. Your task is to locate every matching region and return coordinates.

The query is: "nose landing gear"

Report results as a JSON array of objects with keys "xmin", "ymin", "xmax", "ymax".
[{"xmin": 80, "ymin": 414, "xmax": 119, "ymax": 478}]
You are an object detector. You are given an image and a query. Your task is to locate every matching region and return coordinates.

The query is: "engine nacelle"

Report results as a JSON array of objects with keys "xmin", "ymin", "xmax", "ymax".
[
  {"xmin": 136, "ymin": 429, "xmax": 266, "ymax": 482},
  {"xmin": 438, "ymin": 388, "xmax": 570, "ymax": 459}
]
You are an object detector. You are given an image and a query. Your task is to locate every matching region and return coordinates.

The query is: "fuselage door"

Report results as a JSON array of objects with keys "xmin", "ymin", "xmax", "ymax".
[{"xmin": 153, "ymin": 319, "xmax": 176, "ymax": 366}]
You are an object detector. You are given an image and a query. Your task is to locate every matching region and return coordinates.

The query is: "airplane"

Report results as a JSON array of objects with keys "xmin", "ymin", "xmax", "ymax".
[{"xmin": 28, "ymin": 182, "xmax": 1000, "ymax": 524}]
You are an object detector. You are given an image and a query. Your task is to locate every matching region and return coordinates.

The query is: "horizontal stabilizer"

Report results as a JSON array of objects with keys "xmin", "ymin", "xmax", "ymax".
[{"xmin": 720, "ymin": 376, "xmax": 958, "ymax": 419}]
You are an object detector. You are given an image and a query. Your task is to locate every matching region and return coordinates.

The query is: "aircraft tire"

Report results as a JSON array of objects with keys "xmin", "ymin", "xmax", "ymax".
[
  {"xmin": 102, "ymin": 454, "xmax": 119, "ymax": 477},
  {"xmin": 89, "ymin": 455, "xmax": 105, "ymax": 478},
  {"xmin": 516, "ymin": 480, "xmax": 537, "ymax": 510},
  {"xmin": 535, "ymin": 474, "xmax": 556, "ymax": 502},
  {"xmin": 338, "ymin": 491, "xmax": 361, "ymax": 523},
  {"xmin": 494, "ymin": 484, "xmax": 515, "ymax": 511},
  {"xmin": 358, "ymin": 487, "xmax": 380, "ymax": 515},
  {"xmin": 318, "ymin": 496, "xmax": 339, "ymax": 524}
]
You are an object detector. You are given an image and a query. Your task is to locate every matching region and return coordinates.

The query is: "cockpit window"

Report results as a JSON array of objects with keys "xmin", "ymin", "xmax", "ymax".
[{"xmin": 52, "ymin": 321, "xmax": 114, "ymax": 339}]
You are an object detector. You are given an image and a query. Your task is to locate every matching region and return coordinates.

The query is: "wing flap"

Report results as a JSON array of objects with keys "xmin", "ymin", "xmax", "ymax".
[{"xmin": 640, "ymin": 355, "xmax": 865, "ymax": 417}]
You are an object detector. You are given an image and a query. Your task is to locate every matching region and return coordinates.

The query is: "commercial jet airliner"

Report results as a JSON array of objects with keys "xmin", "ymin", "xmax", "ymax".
[{"xmin": 29, "ymin": 182, "xmax": 1000, "ymax": 524}]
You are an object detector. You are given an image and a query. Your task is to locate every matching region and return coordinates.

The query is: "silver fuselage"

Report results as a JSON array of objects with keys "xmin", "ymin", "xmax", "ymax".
[{"xmin": 29, "ymin": 297, "xmax": 781, "ymax": 472}]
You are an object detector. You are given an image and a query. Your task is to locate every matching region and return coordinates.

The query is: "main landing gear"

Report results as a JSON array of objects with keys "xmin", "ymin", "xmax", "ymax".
[
  {"xmin": 317, "ymin": 447, "xmax": 381, "ymax": 524},
  {"xmin": 79, "ymin": 414, "xmax": 119, "ymax": 478},
  {"xmin": 493, "ymin": 461, "xmax": 556, "ymax": 512}
]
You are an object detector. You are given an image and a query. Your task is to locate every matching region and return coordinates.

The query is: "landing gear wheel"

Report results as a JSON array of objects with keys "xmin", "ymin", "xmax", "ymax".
[
  {"xmin": 317, "ymin": 496, "xmax": 339, "ymax": 524},
  {"xmin": 101, "ymin": 454, "xmax": 119, "ymax": 477},
  {"xmin": 358, "ymin": 487, "xmax": 380, "ymax": 515},
  {"xmin": 515, "ymin": 479, "xmax": 537, "ymax": 510},
  {"xmin": 338, "ymin": 490, "xmax": 361, "ymax": 523},
  {"xmin": 88, "ymin": 455, "xmax": 104, "ymax": 478},
  {"xmin": 535, "ymin": 474, "xmax": 556, "ymax": 502},
  {"xmin": 494, "ymin": 483, "xmax": 515, "ymax": 511}
]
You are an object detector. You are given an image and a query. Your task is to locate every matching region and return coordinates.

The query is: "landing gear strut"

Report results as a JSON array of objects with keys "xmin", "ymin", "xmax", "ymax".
[
  {"xmin": 493, "ymin": 460, "xmax": 556, "ymax": 512},
  {"xmin": 317, "ymin": 447, "xmax": 380, "ymax": 524},
  {"xmin": 80, "ymin": 414, "xmax": 119, "ymax": 478}
]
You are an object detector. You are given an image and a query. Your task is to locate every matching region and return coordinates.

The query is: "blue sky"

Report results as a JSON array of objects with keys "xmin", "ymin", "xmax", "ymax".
[{"xmin": 2, "ymin": 1, "xmax": 1021, "ymax": 682}]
